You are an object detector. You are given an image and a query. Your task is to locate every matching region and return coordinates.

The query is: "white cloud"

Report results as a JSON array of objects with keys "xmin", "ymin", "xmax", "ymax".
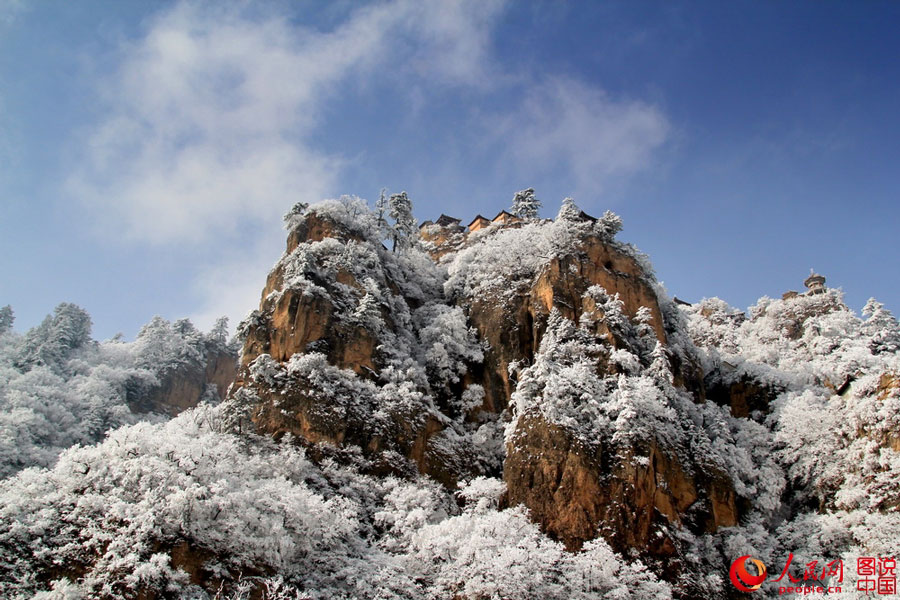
[
  {"xmin": 492, "ymin": 76, "xmax": 669, "ymax": 198},
  {"xmin": 187, "ymin": 241, "xmax": 281, "ymax": 333},
  {"xmin": 69, "ymin": 0, "xmax": 509, "ymax": 330},
  {"xmin": 72, "ymin": 0, "xmax": 509, "ymax": 245},
  {"xmin": 395, "ymin": 0, "xmax": 507, "ymax": 87},
  {"xmin": 74, "ymin": 4, "xmax": 361, "ymax": 244},
  {"xmin": 67, "ymin": 0, "xmax": 665, "ymax": 333}
]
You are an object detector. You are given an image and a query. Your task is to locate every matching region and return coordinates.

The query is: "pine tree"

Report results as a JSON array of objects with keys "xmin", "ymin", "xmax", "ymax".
[
  {"xmin": 647, "ymin": 342, "xmax": 673, "ymax": 386},
  {"xmin": 634, "ymin": 305, "xmax": 656, "ymax": 356},
  {"xmin": 0, "ymin": 305, "xmax": 13, "ymax": 334},
  {"xmin": 282, "ymin": 201, "xmax": 309, "ymax": 229},
  {"xmin": 15, "ymin": 303, "xmax": 92, "ymax": 372},
  {"xmin": 352, "ymin": 291, "xmax": 382, "ymax": 330},
  {"xmin": 135, "ymin": 316, "xmax": 203, "ymax": 371},
  {"xmin": 863, "ymin": 298, "xmax": 900, "ymax": 354},
  {"xmin": 556, "ymin": 197, "xmax": 581, "ymax": 221},
  {"xmin": 596, "ymin": 210, "xmax": 623, "ymax": 238},
  {"xmin": 208, "ymin": 316, "xmax": 230, "ymax": 346},
  {"xmin": 375, "ymin": 188, "xmax": 390, "ymax": 241},
  {"xmin": 351, "ymin": 279, "xmax": 384, "ymax": 330},
  {"xmin": 510, "ymin": 188, "xmax": 541, "ymax": 220},
  {"xmin": 388, "ymin": 191, "xmax": 418, "ymax": 252}
]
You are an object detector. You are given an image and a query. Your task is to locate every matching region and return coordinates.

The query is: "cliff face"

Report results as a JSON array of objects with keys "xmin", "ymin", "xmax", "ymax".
[
  {"xmin": 130, "ymin": 346, "xmax": 237, "ymax": 416},
  {"xmin": 463, "ymin": 231, "xmax": 667, "ymax": 414},
  {"xmin": 504, "ymin": 403, "xmax": 738, "ymax": 556},
  {"xmin": 226, "ymin": 202, "xmax": 743, "ymax": 576},
  {"xmin": 504, "ymin": 416, "xmax": 737, "ymax": 553},
  {"xmin": 230, "ymin": 203, "xmax": 481, "ymax": 487},
  {"xmin": 440, "ymin": 220, "xmax": 736, "ymax": 555},
  {"xmin": 8, "ymin": 198, "xmax": 900, "ymax": 600}
]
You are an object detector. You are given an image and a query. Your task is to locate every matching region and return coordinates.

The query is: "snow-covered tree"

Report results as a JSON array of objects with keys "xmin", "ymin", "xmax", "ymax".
[
  {"xmin": 0, "ymin": 306, "xmax": 237, "ymax": 478},
  {"xmin": 389, "ymin": 191, "xmax": 418, "ymax": 252},
  {"xmin": 863, "ymin": 297, "xmax": 900, "ymax": 355},
  {"xmin": 510, "ymin": 187, "xmax": 541, "ymax": 220},
  {"xmin": 15, "ymin": 303, "xmax": 92, "ymax": 372},
  {"xmin": 0, "ymin": 306, "xmax": 12, "ymax": 335},
  {"xmin": 134, "ymin": 316, "xmax": 203, "ymax": 372},
  {"xmin": 596, "ymin": 210, "xmax": 623, "ymax": 238},
  {"xmin": 208, "ymin": 316, "xmax": 230, "ymax": 346},
  {"xmin": 646, "ymin": 341, "xmax": 673, "ymax": 385},
  {"xmin": 413, "ymin": 303, "xmax": 483, "ymax": 388},
  {"xmin": 282, "ymin": 201, "xmax": 309, "ymax": 229},
  {"xmin": 0, "ymin": 403, "xmax": 673, "ymax": 599},
  {"xmin": 508, "ymin": 309, "xmax": 609, "ymax": 439},
  {"xmin": 556, "ymin": 197, "xmax": 581, "ymax": 221},
  {"xmin": 375, "ymin": 188, "xmax": 390, "ymax": 240},
  {"xmin": 350, "ymin": 289, "xmax": 383, "ymax": 331}
]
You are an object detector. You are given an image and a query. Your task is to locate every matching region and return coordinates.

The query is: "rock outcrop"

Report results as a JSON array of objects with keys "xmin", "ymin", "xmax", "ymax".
[
  {"xmin": 227, "ymin": 201, "xmax": 742, "ymax": 579},
  {"xmin": 8, "ymin": 197, "xmax": 900, "ymax": 600},
  {"xmin": 504, "ymin": 415, "xmax": 737, "ymax": 553},
  {"xmin": 463, "ymin": 232, "xmax": 667, "ymax": 413},
  {"xmin": 240, "ymin": 216, "xmax": 375, "ymax": 373},
  {"xmin": 230, "ymin": 204, "xmax": 478, "ymax": 487},
  {"xmin": 705, "ymin": 373, "xmax": 782, "ymax": 419},
  {"xmin": 130, "ymin": 346, "xmax": 237, "ymax": 416}
]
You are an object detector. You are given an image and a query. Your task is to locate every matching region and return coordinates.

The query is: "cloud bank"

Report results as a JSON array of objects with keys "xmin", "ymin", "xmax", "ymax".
[
  {"xmin": 492, "ymin": 77, "xmax": 669, "ymax": 198},
  {"xmin": 69, "ymin": 0, "xmax": 668, "ymax": 332}
]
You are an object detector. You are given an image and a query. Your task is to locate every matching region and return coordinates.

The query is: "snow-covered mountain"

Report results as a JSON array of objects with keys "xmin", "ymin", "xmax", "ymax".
[{"xmin": 1, "ymin": 194, "xmax": 898, "ymax": 599}]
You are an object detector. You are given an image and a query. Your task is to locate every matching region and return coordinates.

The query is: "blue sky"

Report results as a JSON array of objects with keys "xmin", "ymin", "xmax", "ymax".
[{"xmin": 1, "ymin": 1, "xmax": 898, "ymax": 340}]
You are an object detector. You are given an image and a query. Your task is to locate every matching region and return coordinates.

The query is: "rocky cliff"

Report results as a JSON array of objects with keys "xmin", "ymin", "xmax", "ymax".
[
  {"xmin": 5, "ymin": 195, "xmax": 900, "ymax": 600},
  {"xmin": 230, "ymin": 202, "xmax": 482, "ymax": 487},
  {"xmin": 129, "ymin": 345, "xmax": 237, "ymax": 416},
  {"xmin": 226, "ymin": 199, "xmax": 743, "ymax": 580},
  {"xmin": 124, "ymin": 318, "xmax": 239, "ymax": 417}
]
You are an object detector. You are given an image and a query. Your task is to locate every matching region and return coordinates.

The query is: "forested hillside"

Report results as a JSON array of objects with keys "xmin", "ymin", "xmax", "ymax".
[
  {"xmin": 0, "ymin": 305, "xmax": 237, "ymax": 478},
  {"xmin": 1, "ymin": 194, "xmax": 898, "ymax": 599}
]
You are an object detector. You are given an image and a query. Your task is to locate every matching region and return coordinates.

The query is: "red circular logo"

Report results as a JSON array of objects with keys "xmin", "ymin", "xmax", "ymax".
[{"xmin": 730, "ymin": 555, "xmax": 767, "ymax": 592}]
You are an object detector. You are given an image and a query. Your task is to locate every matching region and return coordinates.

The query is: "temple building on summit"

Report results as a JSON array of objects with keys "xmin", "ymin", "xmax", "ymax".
[
  {"xmin": 782, "ymin": 270, "xmax": 828, "ymax": 300},
  {"xmin": 804, "ymin": 271, "xmax": 826, "ymax": 295},
  {"xmin": 466, "ymin": 214, "xmax": 490, "ymax": 232}
]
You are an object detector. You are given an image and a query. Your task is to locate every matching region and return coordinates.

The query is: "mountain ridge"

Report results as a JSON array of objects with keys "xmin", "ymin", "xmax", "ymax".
[{"xmin": 1, "ymin": 194, "xmax": 898, "ymax": 599}]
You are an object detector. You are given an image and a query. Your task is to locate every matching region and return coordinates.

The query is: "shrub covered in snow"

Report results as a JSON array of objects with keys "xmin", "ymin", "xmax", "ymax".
[
  {"xmin": 0, "ymin": 306, "xmax": 234, "ymax": 478},
  {"xmin": 0, "ymin": 405, "xmax": 671, "ymax": 599}
]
